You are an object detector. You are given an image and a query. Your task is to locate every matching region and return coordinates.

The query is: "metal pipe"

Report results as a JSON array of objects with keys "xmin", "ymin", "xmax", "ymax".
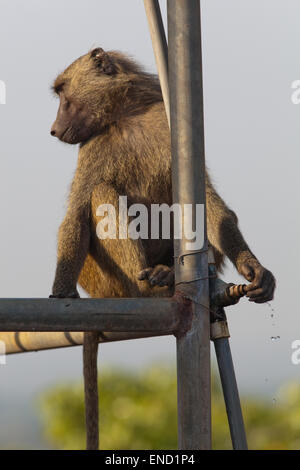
[
  {"xmin": 0, "ymin": 298, "xmax": 179, "ymax": 332},
  {"xmin": 168, "ymin": 0, "xmax": 211, "ymax": 450},
  {"xmin": 0, "ymin": 331, "xmax": 170, "ymax": 355},
  {"xmin": 144, "ymin": 0, "xmax": 170, "ymax": 126},
  {"xmin": 214, "ymin": 338, "xmax": 248, "ymax": 450}
]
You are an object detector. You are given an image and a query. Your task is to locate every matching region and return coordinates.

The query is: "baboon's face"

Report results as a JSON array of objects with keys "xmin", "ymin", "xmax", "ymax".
[
  {"xmin": 50, "ymin": 90, "xmax": 96, "ymax": 144},
  {"xmin": 51, "ymin": 48, "xmax": 121, "ymax": 145}
]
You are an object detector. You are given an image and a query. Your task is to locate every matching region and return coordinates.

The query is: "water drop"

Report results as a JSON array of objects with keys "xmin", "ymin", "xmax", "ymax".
[
  {"xmin": 267, "ymin": 302, "xmax": 275, "ymax": 313},
  {"xmin": 270, "ymin": 336, "xmax": 280, "ymax": 341}
]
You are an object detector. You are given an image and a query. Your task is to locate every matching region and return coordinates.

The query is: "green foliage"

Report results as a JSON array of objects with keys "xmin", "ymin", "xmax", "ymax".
[
  {"xmin": 40, "ymin": 364, "xmax": 177, "ymax": 450},
  {"xmin": 39, "ymin": 364, "xmax": 300, "ymax": 450},
  {"xmin": 212, "ymin": 379, "xmax": 300, "ymax": 450}
]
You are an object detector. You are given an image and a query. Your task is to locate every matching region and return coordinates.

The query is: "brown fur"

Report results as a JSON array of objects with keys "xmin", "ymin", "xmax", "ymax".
[{"xmin": 50, "ymin": 48, "xmax": 276, "ymax": 449}]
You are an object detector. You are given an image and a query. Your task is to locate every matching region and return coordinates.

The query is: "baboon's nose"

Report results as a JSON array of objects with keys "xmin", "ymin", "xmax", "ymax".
[{"xmin": 50, "ymin": 122, "xmax": 58, "ymax": 136}]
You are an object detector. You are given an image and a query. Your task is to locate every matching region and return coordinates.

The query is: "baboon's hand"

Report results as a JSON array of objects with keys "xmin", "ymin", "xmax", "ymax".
[
  {"xmin": 49, "ymin": 289, "xmax": 80, "ymax": 299},
  {"xmin": 138, "ymin": 265, "xmax": 174, "ymax": 288},
  {"xmin": 239, "ymin": 258, "xmax": 276, "ymax": 303}
]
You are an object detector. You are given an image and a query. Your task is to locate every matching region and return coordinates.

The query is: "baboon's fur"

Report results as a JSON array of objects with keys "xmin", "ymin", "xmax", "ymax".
[{"xmin": 51, "ymin": 48, "xmax": 275, "ymax": 449}]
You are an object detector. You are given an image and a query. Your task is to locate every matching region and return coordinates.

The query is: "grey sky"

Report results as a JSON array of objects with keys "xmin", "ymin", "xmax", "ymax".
[{"xmin": 0, "ymin": 0, "xmax": 299, "ymax": 446}]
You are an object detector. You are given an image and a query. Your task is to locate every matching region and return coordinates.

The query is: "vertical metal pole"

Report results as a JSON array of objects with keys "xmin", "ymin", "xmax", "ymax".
[
  {"xmin": 143, "ymin": 0, "xmax": 170, "ymax": 126},
  {"xmin": 214, "ymin": 338, "xmax": 248, "ymax": 449},
  {"xmin": 168, "ymin": 0, "xmax": 211, "ymax": 450}
]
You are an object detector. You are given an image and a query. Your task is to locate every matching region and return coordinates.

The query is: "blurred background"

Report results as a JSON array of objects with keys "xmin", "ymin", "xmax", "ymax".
[{"xmin": 0, "ymin": 0, "xmax": 299, "ymax": 449}]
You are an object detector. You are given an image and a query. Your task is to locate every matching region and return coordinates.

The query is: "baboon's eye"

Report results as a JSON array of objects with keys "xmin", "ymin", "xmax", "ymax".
[{"xmin": 53, "ymin": 83, "xmax": 65, "ymax": 95}]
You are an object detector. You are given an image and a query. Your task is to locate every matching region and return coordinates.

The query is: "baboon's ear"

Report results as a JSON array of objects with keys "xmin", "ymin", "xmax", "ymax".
[{"xmin": 90, "ymin": 48, "xmax": 117, "ymax": 75}]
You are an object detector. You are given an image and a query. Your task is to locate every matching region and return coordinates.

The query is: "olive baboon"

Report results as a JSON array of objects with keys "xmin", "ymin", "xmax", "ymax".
[{"xmin": 50, "ymin": 47, "xmax": 276, "ymax": 449}]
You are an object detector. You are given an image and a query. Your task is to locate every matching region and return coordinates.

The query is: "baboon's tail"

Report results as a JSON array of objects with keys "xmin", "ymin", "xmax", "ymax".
[{"xmin": 83, "ymin": 331, "xmax": 99, "ymax": 450}]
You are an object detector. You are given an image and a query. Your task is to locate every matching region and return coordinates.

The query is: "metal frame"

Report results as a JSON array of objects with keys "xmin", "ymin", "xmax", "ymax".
[
  {"xmin": 0, "ymin": 0, "xmax": 247, "ymax": 450},
  {"xmin": 168, "ymin": 0, "xmax": 211, "ymax": 449}
]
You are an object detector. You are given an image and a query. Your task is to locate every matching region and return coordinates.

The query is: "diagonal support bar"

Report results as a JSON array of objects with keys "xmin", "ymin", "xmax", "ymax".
[
  {"xmin": 144, "ymin": 0, "xmax": 170, "ymax": 126},
  {"xmin": 214, "ymin": 337, "xmax": 248, "ymax": 450}
]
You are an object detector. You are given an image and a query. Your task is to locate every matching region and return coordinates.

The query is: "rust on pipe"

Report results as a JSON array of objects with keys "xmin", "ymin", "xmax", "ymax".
[{"xmin": 227, "ymin": 284, "xmax": 247, "ymax": 301}]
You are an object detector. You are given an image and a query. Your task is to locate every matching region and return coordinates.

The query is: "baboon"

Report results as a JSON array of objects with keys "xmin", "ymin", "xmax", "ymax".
[{"xmin": 50, "ymin": 48, "xmax": 276, "ymax": 449}]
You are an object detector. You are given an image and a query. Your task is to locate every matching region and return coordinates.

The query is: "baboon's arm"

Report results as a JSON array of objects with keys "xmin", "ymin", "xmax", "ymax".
[
  {"xmin": 205, "ymin": 172, "xmax": 256, "ymax": 273},
  {"xmin": 51, "ymin": 207, "xmax": 90, "ymax": 298},
  {"xmin": 205, "ymin": 173, "xmax": 275, "ymax": 303}
]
